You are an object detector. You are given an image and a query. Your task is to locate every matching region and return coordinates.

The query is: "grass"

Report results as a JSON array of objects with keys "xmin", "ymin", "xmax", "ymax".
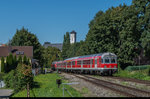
[
  {"xmin": 121, "ymin": 82, "xmax": 129, "ymax": 86},
  {"xmin": 113, "ymin": 68, "xmax": 150, "ymax": 81},
  {"xmin": 12, "ymin": 73, "xmax": 82, "ymax": 97},
  {"xmin": 80, "ymin": 87, "xmax": 89, "ymax": 94},
  {"xmin": 0, "ymin": 72, "xmax": 5, "ymax": 80}
]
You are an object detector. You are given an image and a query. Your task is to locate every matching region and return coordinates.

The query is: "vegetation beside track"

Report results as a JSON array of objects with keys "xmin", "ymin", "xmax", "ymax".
[
  {"xmin": 113, "ymin": 66, "xmax": 150, "ymax": 81},
  {"xmin": 12, "ymin": 73, "xmax": 82, "ymax": 97}
]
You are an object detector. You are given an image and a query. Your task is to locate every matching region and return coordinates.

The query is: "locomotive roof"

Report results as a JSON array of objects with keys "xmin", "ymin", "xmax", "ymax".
[
  {"xmin": 78, "ymin": 53, "xmax": 103, "ymax": 58},
  {"xmin": 65, "ymin": 56, "xmax": 79, "ymax": 61},
  {"xmin": 64, "ymin": 52, "xmax": 116, "ymax": 61},
  {"xmin": 52, "ymin": 60, "xmax": 63, "ymax": 64}
]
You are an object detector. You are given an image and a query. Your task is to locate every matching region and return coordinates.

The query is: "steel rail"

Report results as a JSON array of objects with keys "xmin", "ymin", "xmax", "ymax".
[
  {"xmin": 73, "ymin": 74, "xmax": 150, "ymax": 97},
  {"xmin": 104, "ymin": 76, "xmax": 150, "ymax": 86}
]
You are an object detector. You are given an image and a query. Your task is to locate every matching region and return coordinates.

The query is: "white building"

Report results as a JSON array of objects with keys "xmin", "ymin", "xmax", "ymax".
[{"xmin": 70, "ymin": 30, "xmax": 76, "ymax": 44}]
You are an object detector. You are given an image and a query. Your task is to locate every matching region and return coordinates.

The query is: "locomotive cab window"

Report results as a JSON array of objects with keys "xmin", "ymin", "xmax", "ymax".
[
  {"xmin": 104, "ymin": 58, "xmax": 110, "ymax": 63},
  {"xmin": 111, "ymin": 58, "xmax": 116, "ymax": 63}
]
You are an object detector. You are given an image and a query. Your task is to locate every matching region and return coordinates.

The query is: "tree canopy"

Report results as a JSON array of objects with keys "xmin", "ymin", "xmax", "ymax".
[
  {"xmin": 42, "ymin": 46, "xmax": 61, "ymax": 68},
  {"xmin": 60, "ymin": 0, "xmax": 150, "ymax": 69},
  {"xmin": 11, "ymin": 27, "xmax": 44, "ymax": 66}
]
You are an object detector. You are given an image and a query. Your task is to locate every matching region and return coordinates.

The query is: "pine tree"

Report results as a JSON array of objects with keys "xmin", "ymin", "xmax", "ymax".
[
  {"xmin": 27, "ymin": 58, "xmax": 30, "ymax": 66},
  {"xmin": 62, "ymin": 32, "xmax": 70, "ymax": 59},
  {"xmin": 1, "ymin": 57, "xmax": 5, "ymax": 72},
  {"xmin": 23, "ymin": 55, "xmax": 27, "ymax": 65},
  {"xmin": 18, "ymin": 55, "xmax": 22, "ymax": 64},
  {"xmin": 13, "ymin": 55, "xmax": 17, "ymax": 69},
  {"xmin": 8, "ymin": 53, "xmax": 13, "ymax": 71},
  {"xmin": 5, "ymin": 56, "xmax": 9, "ymax": 73}
]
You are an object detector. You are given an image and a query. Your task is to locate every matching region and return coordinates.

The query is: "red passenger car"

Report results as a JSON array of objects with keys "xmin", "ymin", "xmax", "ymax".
[{"xmin": 51, "ymin": 52, "xmax": 117, "ymax": 75}]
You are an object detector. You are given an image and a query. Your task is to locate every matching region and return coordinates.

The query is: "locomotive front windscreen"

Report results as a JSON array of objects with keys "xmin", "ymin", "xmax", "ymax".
[
  {"xmin": 101, "ymin": 58, "xmax": 117, "ymax": 64},
  {"xmin": 111, "ymin": 58, "xmax": 116, "ymax": 63}
]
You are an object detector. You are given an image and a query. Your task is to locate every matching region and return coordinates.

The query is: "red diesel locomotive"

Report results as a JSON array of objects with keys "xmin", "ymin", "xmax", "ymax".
[{"xmin": 51, "ymin": 52, "xmax": 118, "ymax": 75}]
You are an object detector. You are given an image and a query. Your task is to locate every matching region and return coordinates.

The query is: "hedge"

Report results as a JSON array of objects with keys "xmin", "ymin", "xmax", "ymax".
[
  {"xmin": 125, "ymin": 65, "xmax": 150, "ymax": 71},
  {"xmin": 0, "ymin": 72, "xmax": 5, "ymax": 80}
]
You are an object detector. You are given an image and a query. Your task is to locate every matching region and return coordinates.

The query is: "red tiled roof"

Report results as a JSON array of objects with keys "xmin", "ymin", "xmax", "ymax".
[{"xmin": 0, "ymin": 46, "xmax": 33, "ymax": 58}]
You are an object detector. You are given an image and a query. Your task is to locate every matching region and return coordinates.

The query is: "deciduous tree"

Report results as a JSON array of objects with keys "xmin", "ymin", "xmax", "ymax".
[{"xmin": 11, "ymin": 27, "xmax": 44, "ymax": 66}]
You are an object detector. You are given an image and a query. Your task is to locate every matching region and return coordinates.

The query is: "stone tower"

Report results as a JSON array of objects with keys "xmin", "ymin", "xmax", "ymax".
[{"xmin": 70, "ymin": 30, "xmax": 76, "ymax": 44}]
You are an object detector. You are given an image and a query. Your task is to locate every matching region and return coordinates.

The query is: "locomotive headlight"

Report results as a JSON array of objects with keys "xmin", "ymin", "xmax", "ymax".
[{"xmin": 114, "ymin": 66, "xmax": 116, "ymax": 68}]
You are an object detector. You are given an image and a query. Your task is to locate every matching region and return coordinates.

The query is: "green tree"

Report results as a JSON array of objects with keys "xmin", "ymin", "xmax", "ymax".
[
  {"xmin": 85, "ymin": 6, "xmax": 124, "ymax": 54},
  {"xmin": 62, "ymin": 32, "xmax": 70, "ymax": 59},
  {"xmin": 11, "ymin": 27, "xmax": 44, "ymax": 66},
  {"xmin": 27, "ymin": 58, "xmax": 31, "ymax": 66},
  {"xmin": 5, "ymin": 54, "xmax": 14, "ymax": 73},
  {"xmin": 42, "ymin": 46, "xmax": 61, "ymax": 68},
  {"xmin": 18, "ymin": 55, "xmax": 22, "ymax": 64},
  {"xmin": 13, "ymin": 55, "xmax": 17, "ymax": 69},
  {"xmin": 4, "ymin": 63, "xmax": 33, "ymax": 93},
  {"xmin": 75, "ymin": 40, "xmax": 87, "ymax": 56},
  {"xmin": 8, "ymin": 53, "xmax": 13, "ymax": 71},
  {"xmin": 5, "ymin": 56, "xmax": 9, "ymax": 73},
  {"xmin": 132, "ymin": 0, "xmax": 150, "ymax": 58},
  {"xmin": 67, "ymin": 42, "xmax": 81, "ymax": 58},
  {"xmin": 117, "ymin": 5, "xmax": 140, "ymax": 68},
  {"xmin": 84, "ymin": 4, "xmax": 141, "ymax": 69},
  {"xmin": 1, "ymin": 57, "xmax": 5, "ymax": 72},
  {"xmin": 23, "ymin": 55, "xmax": 28, "ymax": 65}
]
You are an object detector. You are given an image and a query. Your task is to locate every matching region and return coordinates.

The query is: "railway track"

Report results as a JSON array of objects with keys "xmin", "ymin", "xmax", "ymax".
[
  {"xmin": 104, "ymin": 76, "xmax": 150, "ymax": 86},
  {"xmin": 72, "ymin": 74, "xmax": 150, "ymax": 97},
  {"xmin": 67, "ymin": 72, "xmax": 150, "ymax": 86}
]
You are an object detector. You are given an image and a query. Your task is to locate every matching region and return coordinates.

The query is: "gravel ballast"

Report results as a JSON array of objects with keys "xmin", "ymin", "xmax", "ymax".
[{"xmin": 60, "ymin": 73, "xmax": 124, "ymax": 97}]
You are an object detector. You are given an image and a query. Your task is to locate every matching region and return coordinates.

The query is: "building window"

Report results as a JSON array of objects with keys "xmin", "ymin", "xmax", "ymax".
[
  {"xmin": 16, "ymin": 51, "xmax": 20, "ymax": 55},
  {"xmin": 16, "ymin": 51, "xmax": 24, "ymax": 55},
  {"xmin": 20, "ymin": 51, "xmax": 24, "ymax": 55}
]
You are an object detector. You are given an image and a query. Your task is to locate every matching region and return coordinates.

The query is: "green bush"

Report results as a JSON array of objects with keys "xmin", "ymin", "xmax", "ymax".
[
  {"xmin": 3, "ymin": 63, "xmax": 34, "ymax": 92},
  {"xmin": 113, "ymin": 67, "xmax": 150, "ymax": 81},
  {"xmin": 117, "ymin": 64, "xmax": 122, "ymax": 72},
  {"xmin": 125, "ymin": 65, "xmax": 150, "ymax": 71},
  {"xmin": 0, "ymin": 72, "xmax": 5, "ymax": 80},
  {"xmin": 3, "ymin": 70, "xmax": 16, "ymax": 88},
  {"xmin": 113, "ymin": 70, "xmax": 130, "ymax": 77}
]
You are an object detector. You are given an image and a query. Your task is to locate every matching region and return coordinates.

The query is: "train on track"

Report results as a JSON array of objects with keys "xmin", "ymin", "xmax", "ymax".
[{"xmin": 51, "ymin": 52, "xmax": 118, "ymax": 75}]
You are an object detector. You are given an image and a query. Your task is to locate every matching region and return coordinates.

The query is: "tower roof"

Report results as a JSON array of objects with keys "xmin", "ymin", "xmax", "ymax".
[{"xmin": 70, "ymin": 30, "xmax": 76, "ymax": 34}]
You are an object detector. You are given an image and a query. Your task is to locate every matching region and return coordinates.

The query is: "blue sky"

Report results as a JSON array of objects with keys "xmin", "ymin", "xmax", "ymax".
[{"xmin": 0, "ymin": 0, "xmax": 132, "ymax": 45}]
